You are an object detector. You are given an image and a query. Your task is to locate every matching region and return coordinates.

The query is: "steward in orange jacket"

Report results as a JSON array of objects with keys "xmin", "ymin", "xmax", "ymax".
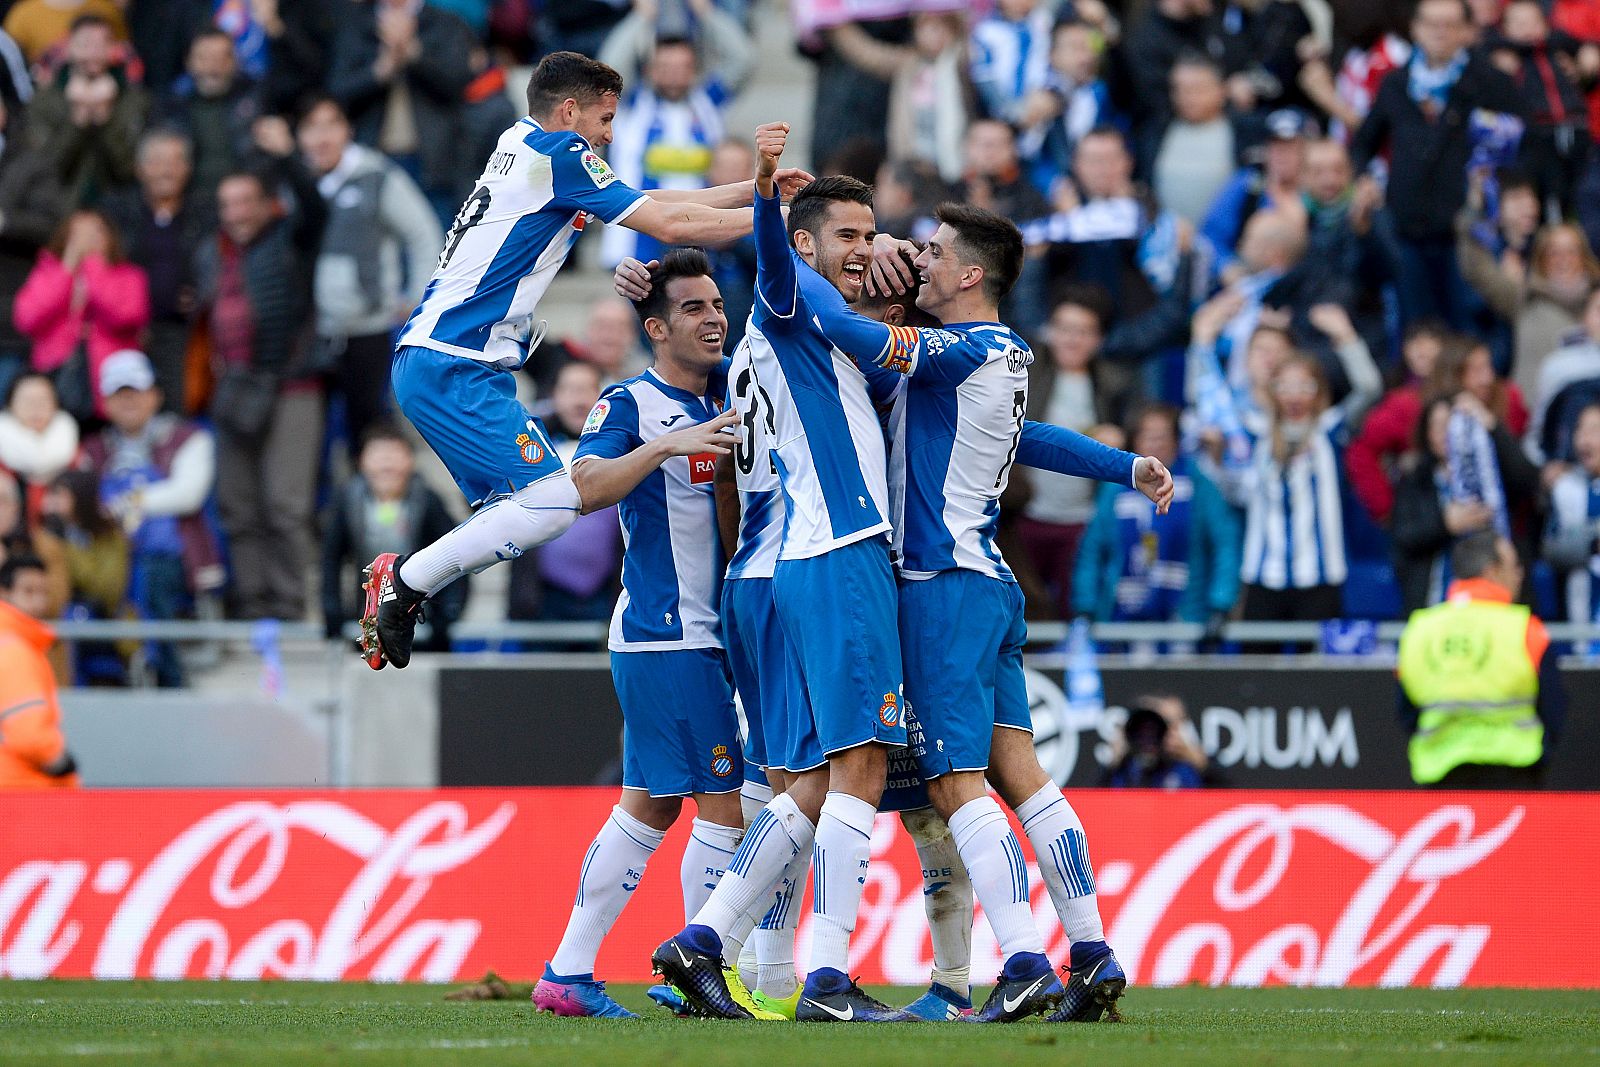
[{"xmin": 0, "ymin": 555, "xmax": 79, "ymax": 789}]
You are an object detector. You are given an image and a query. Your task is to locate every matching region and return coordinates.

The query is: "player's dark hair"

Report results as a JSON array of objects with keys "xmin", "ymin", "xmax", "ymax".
[
  {"xmin": 1449, "ymin": 529, "xmax": 1503, "ymax": 581},
  {"xmin": 0, "ymin": 553, "xmax": 45, "ymax": 590},
  {"xmin": 855, "ymin": 248, "xmax": 938, "ymax": 327},
  {"xmin": 526, "ymin": 51, "xmax": 625, "ymax": 118},
  {"xmin": 933, "ymin": 201, "xmax": 1024, "ymax": 303},
  {"xmin": 633, "ymin": 247, "xmax": 715, "ymax": 328},
  {"xmin": 787, "ymin": 175, "xmax": 874, "ymax": 243}
]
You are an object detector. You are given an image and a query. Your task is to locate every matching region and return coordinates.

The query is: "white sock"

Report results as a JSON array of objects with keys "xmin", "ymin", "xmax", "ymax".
[
  {"xmin": 901, "ymin": 806, "xmax": 973, "ymax": 997},
  {"xmin": 752, "ymin": 846, "xmax": 807, "ymax": 998},
  {"xmin": 549, "ymin": 805, "xmax": 665, "ymax": 977},
  {"xmin": 735, "ymin": 780, "xmax": 774, "ymax": 982},
  {"xmin": 806, "ymin": 791, "xmax": 877, "ymax": 974},
  {"xmin": 681, "ymin": 818, "xmax": 742, "ymax": 924},
  {"xmin": 740, "ymin": 780, "xmax": 773, "ymax": 826},
  {"xmin": 1016, "ymin": 783, "xmax": 1105, "ymax": 946},
  {"xmin": 399, "ymin": 476, "xmax": 578, "ymax": 595},
  {"xmin": 947, "ymin": 795, "xmax": 1044, "ymax": 960},
  {"xmin": 694, "ymin": 792, "xmax": 814, "ymax": 938}
]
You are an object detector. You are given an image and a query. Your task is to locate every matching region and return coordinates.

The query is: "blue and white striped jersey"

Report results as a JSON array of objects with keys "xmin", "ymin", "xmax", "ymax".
[
  {"xmin": 399, "ymin": 117, "xmax": 648, "ymax": 370},
  {"xmin": 725, "ymin": 337, "xmax": 783, "ymax": 579},
  {"xmin": 574, "ymin": 369, "xmax": 728, "ymax": 651},
  {"xmin": 748, "ymin": 187, "xmax": 893, "ymax": 561},
  {"xmin": 1239, "ymin": 408, "xmax": 1349, "ymax": 590}
]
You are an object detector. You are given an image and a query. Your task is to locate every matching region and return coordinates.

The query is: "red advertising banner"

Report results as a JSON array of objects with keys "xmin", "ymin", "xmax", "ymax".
[{"xmin": 0, "ymin": 790, "xmax": 1594, "ymax": 987}]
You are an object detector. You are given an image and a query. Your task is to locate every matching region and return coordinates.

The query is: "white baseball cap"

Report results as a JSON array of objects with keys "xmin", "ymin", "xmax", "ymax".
[{"xmin": 98, "ymin": 349, "xmax": 156, "ymax": 397}]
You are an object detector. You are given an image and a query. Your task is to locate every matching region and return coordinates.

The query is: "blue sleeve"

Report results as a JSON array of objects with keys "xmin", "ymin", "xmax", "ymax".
[
  {"xmin": 753, "ymin": 185, "xmax": 798, "ymax": 324},
  {"xmin": 1017, "ymin": 420, "xmax": 1138, "ymax": 486},
  {"xmin": 1199, "ymin": 172, "xmax": 1250, "ymax": 260},
  {"xmin": 573, "ymin": 386, "xmax": 642, "ymax": 462},
  {"xmin": 800, "ymin": 261, "xmax": 984, "ymax": 382},
  {"xmin": 551, "ymin": 137, "xmax": 649, "ymax": 225}
]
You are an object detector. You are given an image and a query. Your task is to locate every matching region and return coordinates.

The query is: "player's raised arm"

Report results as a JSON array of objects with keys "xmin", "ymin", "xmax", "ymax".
[
  {"xmin": 752, "ymin": 121, "xmax": 800, "ymax": 321},
  {"xmin": 647, "ymin": 165, "xmax": 814, "ymax": 207},
  {"xmin": 1017, "ymin": 421, "xmax": 1175, "ymax": 514}
]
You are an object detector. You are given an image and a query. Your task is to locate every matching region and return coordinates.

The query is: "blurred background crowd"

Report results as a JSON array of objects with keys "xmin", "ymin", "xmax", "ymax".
[{"xmin": 0, "ymin": 0, "xmax": 1599, "ymax": 689}]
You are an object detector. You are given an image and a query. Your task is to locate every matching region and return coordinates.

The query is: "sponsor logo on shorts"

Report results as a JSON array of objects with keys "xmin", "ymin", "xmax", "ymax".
[
  {"xmin": 581, "ymin": 399, "xmax": 611, "ymax": 435},
  {"xmin": 710, "ymin": 744, "xmax": 734, "ymax": 778},
  {"xmin": 580, "ymin": 151, "xmax": 618, "ymax": 188},
  {"xmin": 688, "ymin": 453, "xmax": 717, "ymax": 484},
  {"xmin": 879, "ymin": 692, "xmax": 901, "ymax": 728},
  {"xmin": 516, "ymin": 432, "xmax": 545, "ymax": 465}
]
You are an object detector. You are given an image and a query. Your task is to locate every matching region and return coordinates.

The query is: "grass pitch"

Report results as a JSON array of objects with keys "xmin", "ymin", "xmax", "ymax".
[{"xmin": 1, "ymin": 981, "xmax": 1596, "ymax": 1066}]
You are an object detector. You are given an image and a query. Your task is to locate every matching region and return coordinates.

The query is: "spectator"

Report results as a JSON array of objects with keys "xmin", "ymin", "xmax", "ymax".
[
  {"xmin": 0, "ymin": 96, "xmax": 66, "ymax": 397},
  {"xmin": 1347, "ymin": 320, "xmax": 1451, "ymax": 525},
  {"xmin": 1202, "ymin": 108, "xmax": 1311, "ymax": 279},
  {"xmin": 961, "ymin": 118, "xmax": 1051, "ymax": 227},
  {"xmin": 122, "ymin": 0, "xmax": 210, "ymax": 100},
  {"xmin": 1298, "ymin": 15, "xmax": 1412, "ymax": 141},
  {"xmin": 1072, "ymin": 402, "xmax": 1241, "ymax": 627},
  {"xmin": 524, "ymin": 296, "xmax": 648, "ymax": 398},
  {"xmin": 0, "ymin": 373, "xmax": 77, "ymax": 488},
  {"xmin": 702, "ymin": 138, "xmax": 758, "ymax": 350},
  {"xmin": 1527, "ymin": 284, "xmax": 1600, "ymax": 466},
  {"xmin": 0, "ymin": 554, "xmax": 79, "ymax": 789},
  {"xmin": 1104, "ymin": 705, "xmax": 1204, "ymax": 788},
  {"xmin": 827, "ymin": 12, "xmax": 970, "ymax": 186},
  {"xmin": 1487, "ymin": 0, "xmax": 1592, "ymax": 217},
  {"xmin": 872, "ymin": 158, "xmax": 945, "ymax": 246},
  {"xmin": 193, "ymin": 152, "xmax": 326, "ymax": 621},
  {"xmin": 968, "ymin": 0, "xmax": 1052, "ymax": 126},
  {"xmin": 1232, "ymin": 305, "xmax": 1382, "ymax": 621},
  {"xmin": 162, "ymin": 29, "xmax": 263, "ymax": 201},
  {"xmin": 1350, "ymin": 0, "xmax": 1524, "ymax": 329},
  {"xmin": 1459, "ymin": 220, "xmax": 1599, "ymax": 404},
  {"xmin": 322, "ymin": 424, "xmax": 466, "ymax": 648},
  {"xmin": 297, "ymin": 94, "xmax": 442, "ymax": 459},
  {"xmin": 1392, "ymin": 396, "xmax": 1497, "ymax": 611},
  {"xmin": 1297, "ymin": 137, "xmax": 1385, "ymax": 308},
  {"xmin": 1017, "ymin": 291, "xmax": 1127, "ymax": 617},
  {"xmin": 13, "ymin": 208, "xmax": 150, "ymax": 421},
  {"xmin": 1397, "ymin": 530, "xmax": 1564, "ymax": 787},
  {"xmin": 102, "ymin": 129, "xmax": 212, "ymax": 411},
  {"xmin": 1544, "ymin": 401, "xmax": 1600, "ymax": 628},
  {"xmin": 255, "ymin": 0, "xmax": 340, "ymax": 115},
  {"xmin": 1017, "ymin": 17, "xmax": 1118, "ymax": 193},
  {"xmin": 508, "ymin": 360, "xmax": 622, "ymax": 632},
  {"xmin": 328, "ymin": 0, "xmax": 476, "ymax": 229},
  {"xmin": 1141, "ymin": 55, "xmax": 1260, "ymax": 225},
  {"xmin": 458, "ymin": 45, "xmax": 520, "ymax": 195},
  {"xmin": 1, "ymin": 0, "xmax": 123, "ymax": 66},
  {"xmin": 599, "ymin": 2, "xmax": 753, "ymax": 265},
  {"xmin": 37, "ymin": 467, "xmax": 128, "ymax": 684},
  {"xmin": 1232, "ymin": 0, "xmax": 1328, "ymax": 115},
  {"xmin": 1427, "ymin": 332, "xmax": 1531, "ymax": 440},
  {"xmin": 78, "ymin": 349, "xmax": 221, "ymax": 687},
  {"xmin": 26, "ymin": 14, "xmax": 147, "ymax": 207},
  {"xmin": 1120, "ymin": 0, "xmax": 1234, "ymax": 128}
]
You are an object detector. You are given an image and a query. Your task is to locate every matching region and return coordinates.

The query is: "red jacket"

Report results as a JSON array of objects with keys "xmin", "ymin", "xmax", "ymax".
[
  {"xmin": 1347, "ymin": 382, "xmax": 1530, "ymax": 525},
  {"xmin": 1554, "ymin": 0, "xmax": 1600, "ymax": 140},
  {"xmin": 12, "ymin": 252, "xmax": 150, "ymax": 413}
]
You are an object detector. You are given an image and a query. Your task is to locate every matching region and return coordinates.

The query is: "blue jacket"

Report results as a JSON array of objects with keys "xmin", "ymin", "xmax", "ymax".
[{"xmin": 1071, "ymin": 457, "xmax": 1240, "ymax": 622}]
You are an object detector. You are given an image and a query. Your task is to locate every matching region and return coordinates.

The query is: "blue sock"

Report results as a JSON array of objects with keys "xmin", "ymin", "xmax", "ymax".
[
  {"xmin": 1002, "ymin": 950, "xmax": 1053, "ymax": 980},
  {"xmin": 1070, "ymin": 939, "xmax": 1110, "ymax": 971},
  {"xmin": 805, "ymin": 966, "xmax": 850, "ymax": 993},
  {"xmin": 544, "ymin": 962, "xmax": 594, "ymax": 983},
  {"xmin": 680, "ymin": 923, "xmax": 723, "ymax": 956}
]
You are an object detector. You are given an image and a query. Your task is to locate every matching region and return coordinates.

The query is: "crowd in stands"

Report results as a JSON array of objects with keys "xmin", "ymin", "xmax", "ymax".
[{"xmin": 0, "ymin": 0, "xmax": 1598, "ymax": 687}]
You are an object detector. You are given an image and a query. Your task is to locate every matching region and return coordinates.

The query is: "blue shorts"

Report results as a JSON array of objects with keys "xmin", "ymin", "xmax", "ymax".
[
  {"xmin": 900, "ymin": 570, "xmax": 1029, "ymax": 778},
  {"xmin": 613, "ymin": 647, "xmax": 743, "ymax": 797},
  {"xmin": 393, "ymin": 345, "xmax": 564, "ymax": 507},
  {"xmin": 722, "ymin": 577, "xmax": 786, "ymax": 772},
  {"xmin": 772, "ymin": 536, "xmax": 906, "ymax": 768}
]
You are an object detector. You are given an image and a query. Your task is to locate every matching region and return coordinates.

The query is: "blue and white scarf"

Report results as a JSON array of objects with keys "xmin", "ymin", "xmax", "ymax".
[
  {"xmin": 1407, "ymin": 48, "xmax": 1468, "ymax": 111},
  {"xmin": 1446, "ymin": 409, "xmax": 1510, "ymax": 538}
]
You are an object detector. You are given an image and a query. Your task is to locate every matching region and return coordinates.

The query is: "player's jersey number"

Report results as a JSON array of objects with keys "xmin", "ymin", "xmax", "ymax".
[
  {"xmin": 438, "ymin": 184, "xmax": 492, "ymax": 270},
  {"xmin": 733, "ymin": 364, "xmax": 777, "ymax": 478}
]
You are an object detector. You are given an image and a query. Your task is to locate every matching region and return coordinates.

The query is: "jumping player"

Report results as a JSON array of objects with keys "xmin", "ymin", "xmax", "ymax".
[{"xmin": 358, "ymin": 53, "xmax": 809, "ymax": 669}]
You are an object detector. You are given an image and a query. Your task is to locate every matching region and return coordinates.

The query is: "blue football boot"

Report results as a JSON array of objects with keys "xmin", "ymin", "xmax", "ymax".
[
  {"xmin": 650, "ymin": 926, "xmax": 752, "ymax": 1019},
  {"xmin": 903, "ymin": 982, "xmax": 972, "ymax": 1020},
  {"xmin": 647, "ymin": 984, "xmax": 692, "ymax": 1016},
  {"xmin": 963, "ymin": 952, "xmax": 1064, "ymax": 1023},
  {"xmin": 1047, "ymin": 943, "xmax": 1126, "ymax": 1022},
  {"xmin": 796, "ymin": 968, "xmax": 919, "ymax": 1022},
  {"xmin": 531, "ymin": 964, "xmax": 638, "ymax": 1018}
]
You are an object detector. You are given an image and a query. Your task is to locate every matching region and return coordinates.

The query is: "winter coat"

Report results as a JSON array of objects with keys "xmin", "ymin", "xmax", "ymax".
[{"xmin": 13, "ymin": 252, "xmax": 149, "ymax": 406}]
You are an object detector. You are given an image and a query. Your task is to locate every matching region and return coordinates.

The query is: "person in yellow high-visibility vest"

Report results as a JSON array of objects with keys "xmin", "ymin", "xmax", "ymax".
[{"xmin": 1398, "ymin": 531, "xmax": 1567, "ymax": 788}]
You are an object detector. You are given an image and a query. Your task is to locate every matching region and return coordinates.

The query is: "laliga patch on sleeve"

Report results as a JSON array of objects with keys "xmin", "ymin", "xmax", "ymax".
[
  {"xmin": 581, "ymin": 398, "xmax": 611, "ymax": 435},
  {"xmin": 580, "ymin": 151, "xmax": 618, "ymax": 189}
]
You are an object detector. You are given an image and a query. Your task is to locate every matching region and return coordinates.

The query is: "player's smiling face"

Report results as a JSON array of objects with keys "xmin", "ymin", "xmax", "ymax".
[
  {"xmin": 805, "ymin": 201, "xmax": 876, "ymax": 302},
  {"xmin": 912, "ymin": 224, "xmax": 973, "ymax": 316},
  {"xmin": 568, "ymin": 92, "xmax": 620, "ymax": 147},
  {"xmin": 657, "ymin": 274, "xmax": 728, "ymax": 369}
]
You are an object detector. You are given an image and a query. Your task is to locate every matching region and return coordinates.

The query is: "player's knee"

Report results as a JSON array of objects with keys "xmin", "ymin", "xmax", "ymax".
[
  {"xmin": 926, "ymin": 771, "xmax": 985, "ymax": 820},
  {"xmin": 828, "ymin": 744, "xmax": 888, "ymax": 806},
  {"xmin": 785, "ymin": 769, "xmax": 829, "ymax": 822},
  {"xmin": 985, "ymin": 729, "xmax": 1050, "ymax": 807},
  {"xmin": 692, "ymin": 789, "xmax": 743, "ymax": 827},
  {"xmin": 619, "ymin": 789, "xmax": 682, "ymax": 831}
]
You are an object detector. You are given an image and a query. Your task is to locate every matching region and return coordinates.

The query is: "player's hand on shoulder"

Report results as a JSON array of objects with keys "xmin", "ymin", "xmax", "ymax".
[
  {"xmin": 754, "ymin": 122, "xmax": 789, "ymax": 178},
  {"xmin": 1135, "ymin": 455, "xmax": 1175, "ymax": 515},
  {"xmin": 658, "ymin": 408, "xmax": 740, "ymax": 457},
  {"xmin": 774, "ymin": 167, "xmax": 815, "ymax": 201},
  {"xmin": 867, "ymin": 233, "xmax": 918, "ymax": 298},
  {"xmin": 614, "ymin": 257, "xmax": 659, "ymax": 302}
]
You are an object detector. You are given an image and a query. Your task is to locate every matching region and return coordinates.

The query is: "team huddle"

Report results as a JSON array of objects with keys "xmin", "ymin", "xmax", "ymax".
[{"xmin": 357, "ymin": 51, "xmax": 1174, "ymax": 1024}]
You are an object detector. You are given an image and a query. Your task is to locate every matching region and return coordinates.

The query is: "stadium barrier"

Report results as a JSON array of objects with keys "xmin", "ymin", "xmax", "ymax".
[{"xmin": 2, "ymin": 788, "xmax": 1594, "ymax": 988}]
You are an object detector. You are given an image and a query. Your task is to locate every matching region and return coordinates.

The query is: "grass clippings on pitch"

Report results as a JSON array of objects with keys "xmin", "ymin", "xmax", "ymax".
[{"xmin": 1, "ymin": 980, "xmax": 1596, "ymax": 1066}]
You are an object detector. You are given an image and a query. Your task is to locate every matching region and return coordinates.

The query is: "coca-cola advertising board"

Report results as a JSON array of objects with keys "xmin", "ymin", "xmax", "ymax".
[{"xmin": 1, "ymin": 790, "xmax": 1594, "ymax": 987}]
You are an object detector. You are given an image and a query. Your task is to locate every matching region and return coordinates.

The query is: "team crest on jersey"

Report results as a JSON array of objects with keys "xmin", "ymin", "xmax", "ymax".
[
  {"xmin": 580, "ymin": 151, "xmax": 618, "ymax": 189},
  {"xmin": 879, "ymin": 692, "xmax": 901, "ymax": 728},
  {"xmin": 710, "ymin": 744, "xmax": 734, "ymax": 778},
  {"xmin": 516, "ymin": 432, "xmax": 544, "ymax": 464},
  {"xmin": 581, "ymin": 399, "xmax": 611, "ymax": 435}
]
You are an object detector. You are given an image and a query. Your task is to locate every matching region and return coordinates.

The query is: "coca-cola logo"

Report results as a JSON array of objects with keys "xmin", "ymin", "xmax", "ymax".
[{"xmin": 1, "ymin": 800, "xmax": 513, "ymax": 981}]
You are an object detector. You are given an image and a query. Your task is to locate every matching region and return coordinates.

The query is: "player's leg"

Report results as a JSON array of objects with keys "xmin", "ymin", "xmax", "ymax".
[
  {"xmin": 898, "ymin": 804, "xmax": 975, "ymax": 1019},
  {"xmin": 986, "ymin": 641, "xmax": 1125, "ymax": 1022},
  {"xmin": 365, "ymin": 347, "xmax": 576, "ymax": 668},
  {"xmin": 906, "ymin": 573, "xmax": 1061, "ymax": 1023}
]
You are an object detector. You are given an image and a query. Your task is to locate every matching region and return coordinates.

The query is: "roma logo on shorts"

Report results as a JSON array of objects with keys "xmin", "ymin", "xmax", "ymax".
[
  {"xmin": 710, "ymin": 744, "xmax": 734, "ymax": 778},
  {"xmin": 516, "ymin": 432, "xmax": 544, "ymax": 465},
  {"xmin": 879, "ymin": 692, "xmax": 901, "ymax": 728}
]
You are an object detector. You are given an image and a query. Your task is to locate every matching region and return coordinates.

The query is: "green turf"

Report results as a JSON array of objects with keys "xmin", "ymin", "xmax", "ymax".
[{"xmin": 1, "ymin": 981, "xmax": 1596, "ymax": 1067}]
